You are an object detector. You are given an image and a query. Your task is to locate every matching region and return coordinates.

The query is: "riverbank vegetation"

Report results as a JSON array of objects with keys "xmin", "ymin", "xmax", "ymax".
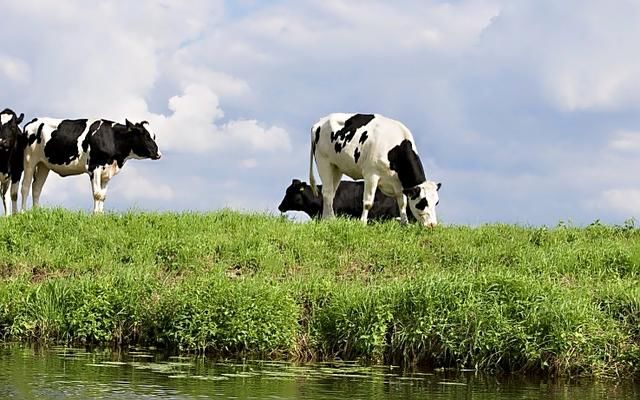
[{"xmin": 0, "ymin": 209, "xmax": 639, "ymax": 377}]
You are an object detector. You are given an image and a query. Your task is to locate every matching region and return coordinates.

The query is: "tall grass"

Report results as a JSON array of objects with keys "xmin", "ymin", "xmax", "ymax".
[{"xmin": 0, "ymin": 209, "xmax": 639, "ymax": 377}]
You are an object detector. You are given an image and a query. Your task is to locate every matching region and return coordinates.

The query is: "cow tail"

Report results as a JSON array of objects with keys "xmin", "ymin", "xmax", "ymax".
[{"xmin": 309, "ymin": 125, "xmax": 318, "ymax": 196}]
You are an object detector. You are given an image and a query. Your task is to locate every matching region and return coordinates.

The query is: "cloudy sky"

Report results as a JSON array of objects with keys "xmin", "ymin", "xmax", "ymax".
[{"xmin": 1, "ymin": 0, "xmax": 640, "ymax": 225}]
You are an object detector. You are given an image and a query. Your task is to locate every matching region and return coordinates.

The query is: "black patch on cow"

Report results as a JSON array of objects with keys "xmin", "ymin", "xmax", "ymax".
[
  {"xmin": 312, "ymin": 126, "xmax": 321, "ymax": 155},
  {"xmin": 82, "ymin": 121, "xmax": 103, "ymax": 152},
  {"xmin": 86, "ymin": 120, "xmax": 131, "ymax": 170},
  {"xmin": 403, "ymin": 186, "xmax": 421, "ymax": 200},
  {"xmin": 354, "ymin": 148, "xmax": 361, "ymax": 163},
  {"xmin": 36, "ymin": 123, "xmax": 44, "ymax": 144},
  {"xmin": 43, "ymin": 119, "xmax": 88, "ymax": 165},
  {"xmin": 23, "ymin": 119, "xmax": 39, "ymax": 145},
  {"xmin": 359, "ymin": 131, "xmax": 368, "ymax": 144},
  {"xmin": 415, "ymin": 198, "xmax": 428, "ymax": 210},
  {"xmin": 0, "ymin": 109, "xmax": 24, "ymax": 180},
  {"xmin": 330, "ymin": 114, "xmax": 375, "ymax": 153},
  {"xmin": 278, "ymin": 179, "xmax": 323, "ymax": 217},
  {"xmin": 10, "ymin": 133, "xmax": 26, "ymax": 184},
  {"xmin": 388, "ymin": 139, "xmax": 426, "ymax": 189}
]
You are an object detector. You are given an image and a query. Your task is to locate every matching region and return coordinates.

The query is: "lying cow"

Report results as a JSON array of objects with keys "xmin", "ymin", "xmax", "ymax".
[
  {"xmin": 21, "ymin": 118, "xmax": 161, "ymax": 213},
  {"xmin": 309, "ymin": 113, "xmax": 441, "ymax": 226},
  {"xmin": 278, "ymin": 179, "xmax": 415, "ymax": 221},
  {"xmin": 0, "ymin": 108, "xmax": 25, "ymax": 216}
]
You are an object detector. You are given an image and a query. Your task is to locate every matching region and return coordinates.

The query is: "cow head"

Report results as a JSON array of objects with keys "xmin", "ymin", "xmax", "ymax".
[
  {"xmin": 404, "ymin": 180, "xmax": 441, "ymax": 227},
  {"xmin": 0, "ymin": 109, "xmax": 24, "ymax": 156},
  {"xmin": 125, "ymin": 119, "xmax": 162, "ymax": 160},
  {"xmin": 278, "ymin": 179, "xmax": 321, "ymax": 215}
]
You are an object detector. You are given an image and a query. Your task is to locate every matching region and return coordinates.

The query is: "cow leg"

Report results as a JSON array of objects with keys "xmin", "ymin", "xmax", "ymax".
[
  {"xmin": 316, "ymin": 160, "xmax": 341, "ymax": 219},
  {"xmin": 396, "ymin": 194, "xmax": 409, "ymax": 225},
  {"xmin": 98, "ymin": 174, "xmax": 112, "ymax": 213},
  {"xmin": 20, "ymin": 163, "xmax": 36, "ymax": 211},
  {"xmin": 361, "ymin": 174, "xmax": 380, "ymax": 225},
  {"xmin": 10, "ymin": 180, "xmax": 19, "ymax": 214},
  {"xmin": 90, "ymin": 167, "xmax": 106, "ymax": 214},
  {"xmin": 1, "ymin": 180, "xmax": 10, "ymax": 216},
  {"xmin": 31, "ymin": 165, "xmax": 50, "ymax": 208}
]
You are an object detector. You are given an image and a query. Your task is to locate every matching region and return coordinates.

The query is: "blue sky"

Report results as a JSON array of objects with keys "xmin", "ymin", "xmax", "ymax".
[{"xmin": 1, "ymin": 0, "xmax": 640, "ymax": 225}]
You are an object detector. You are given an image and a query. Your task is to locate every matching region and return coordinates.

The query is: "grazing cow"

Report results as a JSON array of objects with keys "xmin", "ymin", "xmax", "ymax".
[
  {"xmin": 278, "ymin": 179, "xmax": 415, "ymax": 221},
  {"xmin": 21, "ymin": 118, "xmax": 161, "ymax": 213},
  {"xmin": 0, "ymin": 108, "xmax": 25, "ymax": 216},
  {"xmin": 309, "ymin": 113, "xmax": 441, "ymax": 226}
]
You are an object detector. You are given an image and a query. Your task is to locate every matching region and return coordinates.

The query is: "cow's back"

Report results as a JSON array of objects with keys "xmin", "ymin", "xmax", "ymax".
[{"xmin": 314, "ymin": 113, "xmax": 416, "ymax": 187}]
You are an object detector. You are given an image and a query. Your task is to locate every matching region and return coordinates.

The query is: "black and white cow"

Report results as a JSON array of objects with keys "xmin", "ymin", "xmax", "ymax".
[
  {"xmin": 21, "ymin": 118, "xmax": 161, "ymax": 213},
  {"xmin": 309, "ymin": 113, "xmax": 441, "ymax": 226},
  {"xmin": 278, "ymin": 179, "xmax": 415, "ymax": 221},
  {"xmin": 0, "ymin": 108, "xmax": 25, "ymax": 216}
]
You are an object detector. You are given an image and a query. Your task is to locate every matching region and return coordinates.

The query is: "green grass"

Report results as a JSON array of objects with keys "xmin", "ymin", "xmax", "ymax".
[{"xmin": 0, "ymin": 209, "xmax": 639, "ymax": 377}]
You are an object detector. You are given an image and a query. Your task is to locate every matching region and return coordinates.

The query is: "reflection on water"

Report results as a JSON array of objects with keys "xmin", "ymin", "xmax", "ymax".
[{"xmin": 0, "ymin": 345, "xmax": 638, "ymax": 399}]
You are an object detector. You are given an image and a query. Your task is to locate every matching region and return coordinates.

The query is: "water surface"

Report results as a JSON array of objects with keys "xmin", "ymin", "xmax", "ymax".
[{"xmin": 0, "ymin": 345, "xmax": 637, "ymax": 399}]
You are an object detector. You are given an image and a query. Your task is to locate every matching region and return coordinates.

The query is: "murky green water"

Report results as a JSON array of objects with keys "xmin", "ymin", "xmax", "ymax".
[{"xmin": 0, "ymin": 345, "xmax": 637, "ymax": 399}]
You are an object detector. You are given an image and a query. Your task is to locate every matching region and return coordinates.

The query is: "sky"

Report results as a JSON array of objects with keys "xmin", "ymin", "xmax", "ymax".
[{"xmin": 1, "ymin": 0, "xmax": 640, "ymax": 225}]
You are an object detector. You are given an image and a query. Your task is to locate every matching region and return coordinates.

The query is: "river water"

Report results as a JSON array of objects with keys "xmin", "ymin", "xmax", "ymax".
[{"xmin": 0, "ymin": 345, "xmax": 637, "ymax": 399}]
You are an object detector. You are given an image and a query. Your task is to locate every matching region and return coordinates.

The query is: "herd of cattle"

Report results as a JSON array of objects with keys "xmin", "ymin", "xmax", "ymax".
[{"xmin": 0, "ymin": 109, "xmax": 440, "ymax": 226}]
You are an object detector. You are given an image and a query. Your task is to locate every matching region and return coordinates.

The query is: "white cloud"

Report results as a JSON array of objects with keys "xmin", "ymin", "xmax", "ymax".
[
  {"xmin": 239, "ymin": 158, "xmax": 258, "ymax": 169},
  {"xmin": 34, "ymin": 174, "xmax": 87, "ymax": 207},
  {"xmin": 149, "ymin": 84, "xmax": 290, "ymax": 154},
  {"xmin": 0, "ymin": 54, "xmax": 30, "ymax": 84},
  {"xmin": 0, "ymin": 0, "xmax": 289, "ymax": 158},
  {"xmin": 111, "ymin": 165, "xmax": 175, "ymax": 202},
  {"xmin": 476, "ymin": 1, "xmax": 640, "ymax": 112},
  {"xmin": 599, "ymin": 189, "xmax": 640, "ymax": 217},
  {"xmin": 169, "ymin": 60, "xmax": 251, "ymax": 99},
  {"xmin": 609, "ymin": 131, "xmax": 640, "ymax": 152}
]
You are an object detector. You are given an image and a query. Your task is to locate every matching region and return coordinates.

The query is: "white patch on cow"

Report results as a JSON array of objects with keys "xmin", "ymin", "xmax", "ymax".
[
  {"xmin": 102, "ymin": 161, "xmax": 121, "ymax": 180},
  {"xmin": 127, "ymin": 150, "xmax": 145, "ymax": 160},
  {"xmin": 0, "ymin": 113, "xmax": 13, "ymax": 124}
]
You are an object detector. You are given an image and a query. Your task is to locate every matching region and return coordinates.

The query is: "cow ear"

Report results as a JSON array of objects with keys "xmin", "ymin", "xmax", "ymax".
[
  {"xmin": 140, "ymin": 120, "xmax": 149, "ymax": 126},
  {"xmin": 16, "ymin": 113, "xmax": 24, "ymax": 124},
  {"xmin": 125, "ymin": 119, "xmax": 133, "ymax": 128},
  {"xmin": 437, "ymin": 182, "xmax": 442, "ymax": 191}
]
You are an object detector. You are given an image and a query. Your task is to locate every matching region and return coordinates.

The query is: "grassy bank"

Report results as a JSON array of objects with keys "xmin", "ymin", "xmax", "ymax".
[{"xmin": 0, "ymin": 209, "xmax": 639, "ymax": 377}]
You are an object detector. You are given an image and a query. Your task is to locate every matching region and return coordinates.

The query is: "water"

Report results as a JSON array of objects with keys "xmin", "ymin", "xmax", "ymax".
[{"xmin": 0, "ymin": 345, "xmax": 637, "ymax": 399}]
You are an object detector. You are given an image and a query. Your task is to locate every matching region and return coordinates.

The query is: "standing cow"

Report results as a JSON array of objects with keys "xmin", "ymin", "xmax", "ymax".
[
  {"xmin": 0, "ymin": 108, "xmax": 25, "ymax": 216},
  {"xmin": 21, "ymin": 118, "xmax": 161, "ymax": 213},
  {"xmin": 309, "ymin": 113, "xmax": 441, "ymax": 226},
  {"xmin": 278, "ymin": 179, "xmax": 415, "ymax": 221}
]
